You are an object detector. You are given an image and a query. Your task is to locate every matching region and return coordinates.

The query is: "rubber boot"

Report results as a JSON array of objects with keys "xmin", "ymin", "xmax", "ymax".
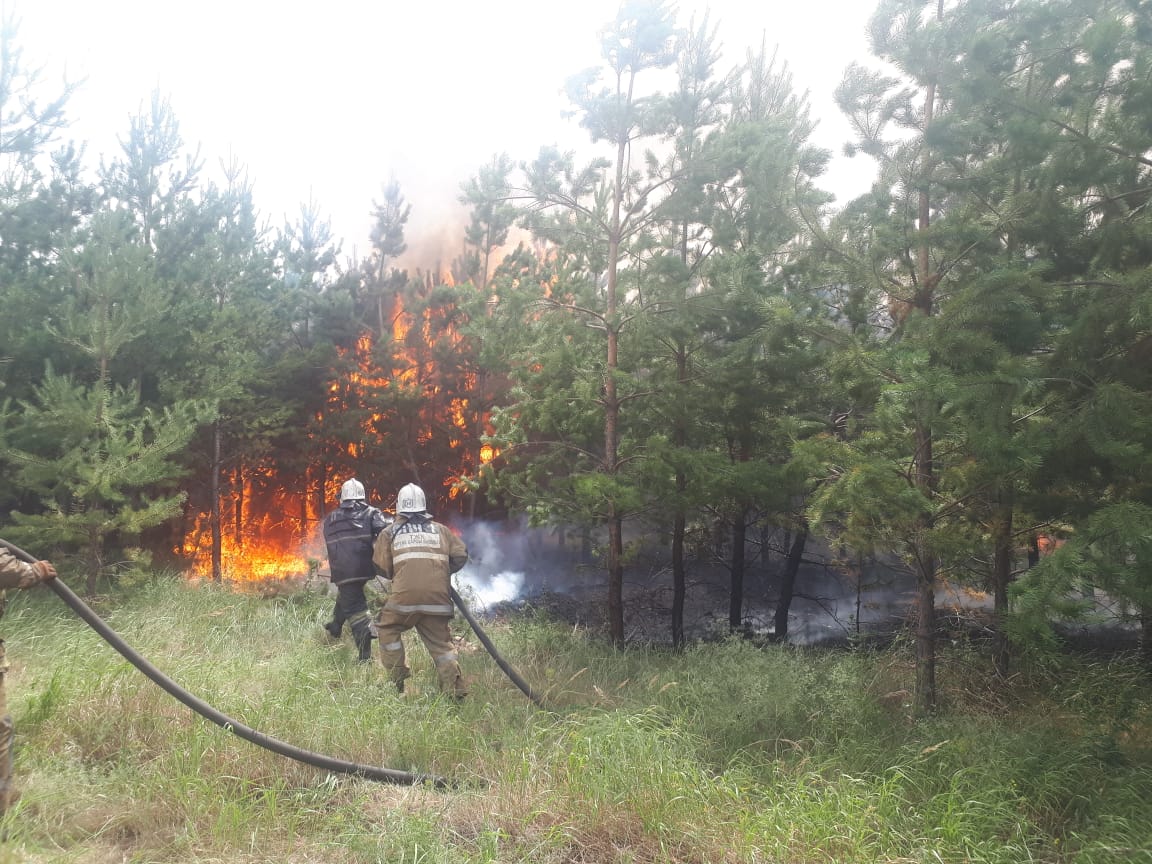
[
  {"xmin": 350, "ymin": 616, "xmax": 374, "ymax": 662},
  {"xmin": 436, "ymin": 658, "xmax": 468, "ymax": 701},
  {"xmin": 390, "ymin": 668, "xmax": 410, "ymax": 694}
]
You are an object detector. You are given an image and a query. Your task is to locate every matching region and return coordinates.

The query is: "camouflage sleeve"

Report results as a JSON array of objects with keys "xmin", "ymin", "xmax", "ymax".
[{"xmin": 0, "ymin": 548, "xmax": 37, "ymax": 590}]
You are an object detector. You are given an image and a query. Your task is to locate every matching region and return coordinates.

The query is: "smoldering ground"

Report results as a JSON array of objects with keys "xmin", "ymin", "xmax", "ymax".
[{"xmin": 316, "ymin": 518, "xmax": 1132, "ymax": 649}]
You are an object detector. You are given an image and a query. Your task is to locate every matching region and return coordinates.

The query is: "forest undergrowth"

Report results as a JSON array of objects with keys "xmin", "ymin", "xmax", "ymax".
[{"xmin": 1, "ymin": 574, "xmax": 1150, "ymax": 863}]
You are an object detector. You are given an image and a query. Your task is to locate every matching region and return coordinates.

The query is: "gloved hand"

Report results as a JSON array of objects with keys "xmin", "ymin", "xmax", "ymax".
[{"xmin": 32, "ymin": 560, "xmax": 57, "ymax": 581}]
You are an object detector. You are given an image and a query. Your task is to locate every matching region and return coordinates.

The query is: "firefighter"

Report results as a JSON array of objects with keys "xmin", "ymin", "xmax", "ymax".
[
  {"xmin": 322, "ymin": 478, "xmax": 388, "ymax": 662},
  {"xmin": 0, "ymin": 547, "xmax": 56, "ymax": 814},
  {"xmin": 372, "ymin": 483, "xmax": 469, "ymax": 698}
]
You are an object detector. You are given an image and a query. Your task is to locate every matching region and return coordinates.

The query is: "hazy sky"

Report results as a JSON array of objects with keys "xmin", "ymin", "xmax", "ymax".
[{"xmin": 12, "ymin": 0, "xmax": 878, "ymax": 264}]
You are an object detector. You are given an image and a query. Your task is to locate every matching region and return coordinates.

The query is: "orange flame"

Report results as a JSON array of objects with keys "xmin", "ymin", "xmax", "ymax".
[
  {"xmin": 181, "ymin": 268, "xmax": 507, "ymax": 582},
  {"xmin": 178, "ymin": 481, "xmax": 324, "ymax": 584}
]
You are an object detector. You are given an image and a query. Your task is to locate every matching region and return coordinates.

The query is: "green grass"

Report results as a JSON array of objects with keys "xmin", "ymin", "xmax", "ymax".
[{"xmin": 1, "ymin": 575, "xmax": 1151, "ymax": 863}]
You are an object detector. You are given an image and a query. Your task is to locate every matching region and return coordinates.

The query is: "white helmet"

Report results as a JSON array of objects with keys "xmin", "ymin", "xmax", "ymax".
[
  {"xmin": 396, "ymin": 483, "xmax": 427, "ymax": 514},
  {"xmin": 340, "ymin": 478, "xmax": 366, "ymax": 502}
]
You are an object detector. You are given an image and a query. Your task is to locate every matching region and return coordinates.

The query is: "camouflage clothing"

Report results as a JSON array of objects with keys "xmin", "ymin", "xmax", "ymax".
[
  {"xmin": 371, "ymin": 514, "xmax": 468, "ymax": 695},
  {"xmin": 0, "ymin": 548, "xmax": 52, "ymax": 814}
]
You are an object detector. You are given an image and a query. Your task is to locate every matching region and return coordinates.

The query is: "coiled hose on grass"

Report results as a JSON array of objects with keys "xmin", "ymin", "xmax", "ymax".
[{"xmin": 1, "ymin": 538, "xmax": 449, "ymax": 788}]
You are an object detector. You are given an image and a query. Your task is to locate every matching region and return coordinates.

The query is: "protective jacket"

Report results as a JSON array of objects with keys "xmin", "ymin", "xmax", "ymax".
[
  {"xmin": 372, "ymin": 514, "xmax": 467, "ymax": 616},
  {"xmin": 323, "ymin": 501, "xmax": 388, "ymax": 584}
]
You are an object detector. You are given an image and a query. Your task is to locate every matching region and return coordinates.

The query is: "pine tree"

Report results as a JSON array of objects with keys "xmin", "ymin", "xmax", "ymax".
[
  {"xmin": 807, "ymin": 0, "xmax": 1017, "ymax": 710},
  {"xmin": 1, "ymin": 210, "xmax": 213, "ymax": 593},
  {"xmin": 1005, "ymin": 0, "xmax": 1152, "ymax": 663},
  {"xmin": 458, "ymin": 153, "xmax": 517, "ymax": 292},
  {"xmin": 506, "ymin": 0, "xmax": 680, "ymax": 645},
  {"xmin": 365, "ymin": 178, "xmax": 410, "ymax": 340},
  {"xmin": 0, "ymin": 14, "xmax": 89, "ymax": 410}
]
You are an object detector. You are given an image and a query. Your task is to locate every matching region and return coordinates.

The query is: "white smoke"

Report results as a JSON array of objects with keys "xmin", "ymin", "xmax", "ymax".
[
  {"xmin": 455, "ymin": 569, "xmax": 526, "ymax": 610},
  {"xmin": 448, "ymin": 516, "xmax": 595, "ymax": 612},
  {"xmin": 453, "ymin": 519, "xmax": 536, "ymax": 611}
]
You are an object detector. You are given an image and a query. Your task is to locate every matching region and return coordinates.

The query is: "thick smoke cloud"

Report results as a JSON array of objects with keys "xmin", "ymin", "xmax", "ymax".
[{"xmin": 454, "ymin": 520, "xmax": 536, "ymax": 611}]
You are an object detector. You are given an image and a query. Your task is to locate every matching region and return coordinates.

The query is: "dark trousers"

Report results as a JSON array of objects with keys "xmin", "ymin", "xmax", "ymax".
[{"xmin": 329, "ymin": 581, "xmax": 373, "ymax": 657}]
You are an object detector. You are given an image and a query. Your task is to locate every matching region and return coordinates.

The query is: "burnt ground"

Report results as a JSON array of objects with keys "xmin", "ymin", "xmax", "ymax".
[
  {"xmin": 455, "ymin": 525, "xmax": 1143, "ymax": 652},
  {"xmin": 298, "ymin": 520, "xmax": 1141, "ymax": 653},
  {"xmin": 458, "ymin": 533, "xmax": 933, "ymax": 649}
]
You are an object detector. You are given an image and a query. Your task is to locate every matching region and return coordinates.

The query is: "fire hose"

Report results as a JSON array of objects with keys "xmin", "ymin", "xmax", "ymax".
[
  {"xmin": 0, "ymin": 538, "xmax": 449, "ymax": 788},
  {"xmin": 449, "ymin": 585, "xmax": 545, "ymax": 708}
]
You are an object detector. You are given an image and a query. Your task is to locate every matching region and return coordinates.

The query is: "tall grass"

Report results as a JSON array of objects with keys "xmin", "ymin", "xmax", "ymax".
[{"xmin": 0, "ymin": 576, "xmax": 1149, "ymax": 862}]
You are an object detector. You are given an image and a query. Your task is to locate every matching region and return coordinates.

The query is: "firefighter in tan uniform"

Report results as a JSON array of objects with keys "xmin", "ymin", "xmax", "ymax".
[
  {"xmin": 0, "ymin": 547, "xmax": 56, "ymax": 814},
  {"xmin": 371, "ymin": 484, "xmax": 469, "ymax": 697}
]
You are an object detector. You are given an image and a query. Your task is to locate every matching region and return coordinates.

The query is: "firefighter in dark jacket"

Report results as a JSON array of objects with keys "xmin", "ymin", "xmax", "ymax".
[
  {"xmin": 322, "ymin": 479, "xmax": 388, "ymax": 661},
  {"xmin": 372, "ymin": 483, "xmax": 469, "ymax": 697},
  {"xmin": 0, "ymin": 547, "xmax": 56, "ymax": 813}
]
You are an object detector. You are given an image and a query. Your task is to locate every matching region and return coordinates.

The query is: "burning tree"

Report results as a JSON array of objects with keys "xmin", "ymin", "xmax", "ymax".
[{"xmin": 177, "ymin": 225, "xmax": 503, "ymax": 582}]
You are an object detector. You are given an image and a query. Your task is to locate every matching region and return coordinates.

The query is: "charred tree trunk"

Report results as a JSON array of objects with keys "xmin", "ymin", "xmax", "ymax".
[
  {"xmin": 234, "ymin": 464, "xmax": 244, "ymax": 546},
  {"xmin": 211, "ymin": 420, "xmax": 223, "ymax": 582},
  {"xmin": 672, "ymin": 511, "xmax": 686, "ymax": 649},
  {"xmin": 771, "ymin": 524, "xmax": 809, "ymax": 643},
  {"xmin": 991, "ymin": 486, "xmax": 1014, "ymax": 676},
  {"xmin": 300, "ymin": 482, "xmax": 310, "ymax": 542},
  {"xmin": 314, "ymin": 463, "xmax": 328, "ymax": 530},
  {"xmin": 607, "ymin": 511, "xmax": 624, "ymax": 646},
  {"xmin": 729, "ymin": 507, "xmax": 747, "ymax": 632},
  {"xmin": 914, "ymin": 552, "xmax": 937, "ymax": 709}
]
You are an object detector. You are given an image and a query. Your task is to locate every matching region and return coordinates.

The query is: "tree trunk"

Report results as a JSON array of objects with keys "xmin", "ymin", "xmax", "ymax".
[
  {"xmin": 672, "ymin": 513, "xmax": 681, "ymax": 649},
  {"xmin": 671, "ymin": 344, "xmax": 688, "ymax": 650},
  {"xmin": 1027, "ymin": 534, "xmax": 1040, "ymax": 568},
  {"xmin": 991, "ymin": 485, "xmax": 1014, "ymax": 676},
  {"xmin": 910, "ymin": 0, "xmax": 942, "ymax": 713},
  {"xmin": 84, "ymin": 526, "xmax": 101, "ymax": 597},
  {"xmin": 607, "ymin": 510, "xmax": 625, "ymax": 646},
  {"xmin": 672, "ymin": 511, "xmax": 686, "ymax": 649},
  {"xmin": 914, "ymin": 554, "xmax": 937, "ymax": 712},
  {"xmin": 772, "ymin": 524, "xmax": 809, "ymax": 643},
  {"xmin": 729, "ymin": 507, "xmax": 747, "ymax": 632},
  {"xmin": 603, "ymin": 83, "xmax": 628, "ymax": 648},
  {"xmin": 234, "ymin": 463, "xmax": 244, "ymax": 546},
  {"xmin": 211, "ymin": 419, "xmax": 222, "ymax": 582}
]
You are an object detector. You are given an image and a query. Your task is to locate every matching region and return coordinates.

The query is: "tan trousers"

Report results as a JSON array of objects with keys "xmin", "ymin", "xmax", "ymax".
[{"xmin": 375, "ymin": 610, "xmax": 467, "ymax": 696}]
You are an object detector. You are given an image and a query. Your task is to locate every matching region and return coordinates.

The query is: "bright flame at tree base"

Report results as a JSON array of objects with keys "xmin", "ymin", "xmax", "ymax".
[
  {"xmin": 179, "ymin": 504, "xmax": 324, "ymax": 585},
  {"xmin": 181, "ymin": 537, "xmax": 317, "ymax": 583}
]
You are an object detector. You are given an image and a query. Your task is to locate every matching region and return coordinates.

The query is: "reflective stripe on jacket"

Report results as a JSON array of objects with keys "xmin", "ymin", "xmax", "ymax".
[{"xmin": 372, "ymin": 515, "xmax": 467, "ymax": 616}]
